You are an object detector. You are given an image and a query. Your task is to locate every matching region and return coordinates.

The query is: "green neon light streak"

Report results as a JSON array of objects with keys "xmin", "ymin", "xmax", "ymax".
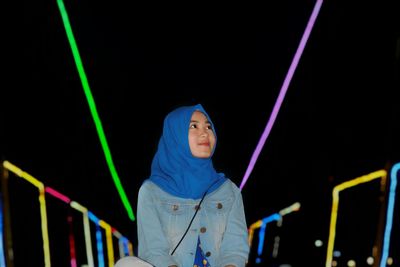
[{"xmin": 56, "ymin": 0, "xmax": 135, "ymax": 221}]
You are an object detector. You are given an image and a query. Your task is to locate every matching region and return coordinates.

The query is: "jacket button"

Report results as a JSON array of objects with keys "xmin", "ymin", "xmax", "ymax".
[
  {"xmin": 194, "ymin": 205, "xmax": 200, "ymax": 211},
  {"xmin": 217, "ymin": 203, "xmax": 223, "ymax": 209},
  {"xmin": 172, "ymin": 205, "xmax": 179, "ymax": 211},
  {"xmin": 205, "ymin": 251, "xmax": 211, "ymax": 257},
  {"xmin": 200, "ymin": 227, "xmax": 207, "ymax": 233}
]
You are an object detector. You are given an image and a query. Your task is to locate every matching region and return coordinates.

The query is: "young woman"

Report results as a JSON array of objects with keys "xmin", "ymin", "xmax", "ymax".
[{"xmin": 120, "ymin": 104, "xmax": 249, "ymax": 267}]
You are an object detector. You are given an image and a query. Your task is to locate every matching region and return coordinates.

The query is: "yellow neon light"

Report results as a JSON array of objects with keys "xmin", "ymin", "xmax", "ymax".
[
  {"xmin": 325, "ymin": 169, "xmax": 387, "ymax": 267},
  {"xmin": 3, "ymin": 161, "xmax": 51, "ymax": 267},
  {"xmin": 39, "ymin": 191, "xmax": 50, "ymax": 267},
  {"xmin": 70, "ymin": 201, "xmax": 95, "ymax": 267},
  {"xmin": 128, "ymin": 241, "xmax": 134, "ymax": 256},
  {"xmin": 99, "ymin": 220, "xmax": 115, "ymax": 266},
  {"xmin": 3, "ymin": 161, "xmax": 44, "ymax": 189},
  {"xmin": 248, "ymin": 220, "xmax": 263, "ymax": 247}
]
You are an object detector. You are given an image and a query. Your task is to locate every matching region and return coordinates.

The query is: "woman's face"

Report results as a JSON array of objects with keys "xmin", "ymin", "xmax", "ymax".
[{"xmin": 188, "ymin": 111, "xmax": 216, "ymax": 158}]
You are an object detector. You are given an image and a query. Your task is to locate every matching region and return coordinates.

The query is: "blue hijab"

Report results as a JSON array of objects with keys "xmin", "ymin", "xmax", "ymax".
[{"xmin": 148, "ymin": 104, "xmax": 226, "ymax": 199}]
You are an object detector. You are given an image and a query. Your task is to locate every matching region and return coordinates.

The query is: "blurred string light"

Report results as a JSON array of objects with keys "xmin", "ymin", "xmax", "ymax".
[
  {"xmin": 314, "ymin": 240, "xmax": 323, "ymax": 247},
  {"xmin": 333, "ymin": 250, "xmax": 341, "ymax": 258},
  {"xmin": 248, "ymin": 202, "xmax": 301, "ymax": 264},
  {"xmin": 99, "ymin": 220, "xmax": 115, "ymax": 266},
  {"xmin": 239, "ymin": 0, "xmax": 324, "ymax": 190},
  {"xmin": 325, "ymin": 169, "xmax": 387, "ymax": 267},
  {"xmin": 380, "ymin": 162, "xmax": 399, "ymax": 267},
  {"xmin": 55, "ymin": 0, "xmax": 135, "ymax": 221},
  {"xmin": 88, "ymin": 212, "xmax": 105, "ymax": 267},
  {"xmin": 3, "ymin": 161, "xmax": 51, "ymax": 267},
  {"xmin": 347, "ymin": 260, "xmax": 356, "ymax": 267}
]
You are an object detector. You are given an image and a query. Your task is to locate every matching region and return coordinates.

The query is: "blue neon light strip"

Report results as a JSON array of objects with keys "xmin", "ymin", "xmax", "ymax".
[
  {"xmin": 88, "ymin": 212, "xmax": 105, "ymax": 267},
  {"xmin": 95, "ymin": 225, "xmax": 105, "ymax": 267},
  {"xmin": 380, "ymin": 162, "xmax": 399, "ymax": 267},
  {"xmin": 0, "ymin": 196, "xmax": 6, "ymax": 267},
  {"xmin": 122, "ymin": 237, "xmax": 130, "ymax": 256},
  {"xmin": 256, "ymin": 213, "xmax": 281, "ymax": 263}
]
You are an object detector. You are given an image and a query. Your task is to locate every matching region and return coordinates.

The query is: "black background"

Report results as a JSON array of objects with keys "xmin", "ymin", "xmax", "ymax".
[{"xmin": 2, "ymin": 0, "xmax": 400, "ymax": 266}]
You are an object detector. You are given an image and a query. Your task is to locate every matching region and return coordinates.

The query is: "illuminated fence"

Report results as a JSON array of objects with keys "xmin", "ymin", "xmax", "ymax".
[
  {"xmin": 326, "ymin": 164, "xmax": 399, "ymax": 267},
  {"xmin": 0, "ymin": 160, "xmax": 134, "ymax": 267},
  {"xmin": 248, "ymin": 202, "xmax": 301, "ymax": 264},
  {"xmin": 248, "ymin": 163, "xmax": 399, "ymax": 266}
]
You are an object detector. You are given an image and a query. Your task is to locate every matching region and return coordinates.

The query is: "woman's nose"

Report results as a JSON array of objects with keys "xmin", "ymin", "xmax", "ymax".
[{"xmin": 200, "ymin": 128, "xmax": 208, "ymax": 137}]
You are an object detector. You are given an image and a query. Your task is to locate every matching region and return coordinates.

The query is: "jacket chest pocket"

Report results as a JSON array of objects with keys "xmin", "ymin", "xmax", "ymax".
[
  {"xmin": 204, "ymin": 197, "xmax": 233, "ymax": 234},
  {"xmin": 159, "ymin": 201, "xmax": 190, "ymax": 239},
  {"xmin": 205, "ymin": 197, "xmax": 232, "ymax": 214}
]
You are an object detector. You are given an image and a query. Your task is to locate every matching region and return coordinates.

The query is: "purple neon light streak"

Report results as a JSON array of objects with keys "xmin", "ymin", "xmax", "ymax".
[{"xmin": 239, "ymin": 0, "xmax": 323, "ymax": 190}]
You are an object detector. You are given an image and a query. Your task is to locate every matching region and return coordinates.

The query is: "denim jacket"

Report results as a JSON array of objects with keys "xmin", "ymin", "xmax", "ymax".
[{"xmin": 137, "ymin": 179, "xmax": 249, "ymax": 267}]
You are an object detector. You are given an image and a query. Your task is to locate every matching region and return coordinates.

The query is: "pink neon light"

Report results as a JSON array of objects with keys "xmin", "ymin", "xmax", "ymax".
[
  {"xmin": 45, "ymin": 186, "xmax": 71, "ymax": 203},
  {"xmin": 239, "ymin": 0, "xmax": 324, "ymax": 190}
]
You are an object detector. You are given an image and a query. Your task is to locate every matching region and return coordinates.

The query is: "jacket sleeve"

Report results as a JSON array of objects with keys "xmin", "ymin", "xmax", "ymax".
[
  {"xmin": 218, "ymin": 186, "xmax": 250, "ymax": 267},
  {"xmin": 137, "ymin": 182, "xmax": 179, "ymax": 267}
]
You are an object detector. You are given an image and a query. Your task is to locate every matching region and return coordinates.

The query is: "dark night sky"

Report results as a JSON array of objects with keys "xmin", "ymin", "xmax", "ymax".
[{"xmin": 2, "ymin": 0, "xmax": 400, "ymax": 266}]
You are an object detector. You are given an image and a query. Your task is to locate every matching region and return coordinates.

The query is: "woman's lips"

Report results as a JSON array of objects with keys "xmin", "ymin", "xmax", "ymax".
[{"xmin": 198, "ymin": 142, "xmax": 210, "ymax": 146}]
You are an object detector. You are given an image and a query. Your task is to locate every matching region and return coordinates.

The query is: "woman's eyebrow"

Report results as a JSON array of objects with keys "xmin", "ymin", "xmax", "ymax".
[{"xmin": 190, "ymin": 120, "xmax": 211, "ymax": 124}]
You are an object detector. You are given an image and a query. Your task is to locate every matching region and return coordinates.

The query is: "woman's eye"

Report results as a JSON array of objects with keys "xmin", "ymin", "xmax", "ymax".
[
  {"xmin": 206, "ymin": 125, "xmax": 213, "ymax": 130},
  {"xmin": 190, "ymin": 124, "xmax": 197, "ymax": 129}
]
